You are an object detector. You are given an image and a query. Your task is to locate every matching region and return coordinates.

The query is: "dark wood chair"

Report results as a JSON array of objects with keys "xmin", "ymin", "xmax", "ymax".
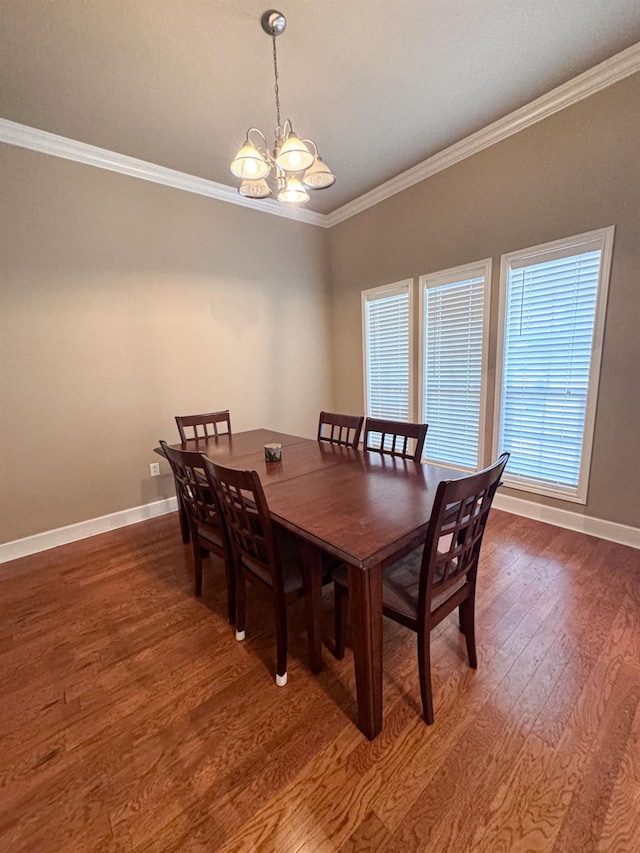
[
  {"xmin": 363, "ymin": 417, "xmax": 428, "ymax": 462},
  {"xmin": 204, "ymin": 459, "xmax": 331, "ymax": 686},
  {"xmin": 317, "ymin": 411, "xmax": 364, "ymax": 448},
  {"xmin": 333, "ymin": 452, "xmax": 509, "ymax": 724},
  {"xmin": 160, "ymin": 441, "xmax": 235, "ymax": 624},
  {"xmin": 171, "ymin": 410, "xmax": 231, "ymax": 543},
  {"xmin": 175, "ymin": 410, "xmax": 231, "ymax": 442}
]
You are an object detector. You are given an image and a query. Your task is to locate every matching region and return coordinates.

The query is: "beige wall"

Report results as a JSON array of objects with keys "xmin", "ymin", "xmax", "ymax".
[
  {"xmin": 0, "ymin": 146, "xmax": 333, "ymax": 542},
  {"xmin": 328, "ymin": 73, "xmax": 640, "ymax": 528},
  {"xmin": 2, "ymin": 73, "xmax": 639, "ymax": 544}
]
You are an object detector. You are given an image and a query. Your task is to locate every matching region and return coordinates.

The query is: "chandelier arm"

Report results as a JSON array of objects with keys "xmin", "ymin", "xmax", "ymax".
[
  {"xmin": 246, "ymin": 127, "xmax": 269, "ymax": 148},
  {"xmin": 302, "ymin": 139, "xmax": 318, "ymax": 159},
  {"xmin": 262, "ymin": 150, "xmax": 277, "ymax": 170},
  {"xmin": 276, "ymin": 118, "xmax": 293, "ymax": 143}
]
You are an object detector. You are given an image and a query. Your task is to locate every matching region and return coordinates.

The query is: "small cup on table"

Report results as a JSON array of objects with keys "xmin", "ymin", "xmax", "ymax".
[{"xmin": 264, "ymin": 443, "xmax": 282, "ymax": 463}]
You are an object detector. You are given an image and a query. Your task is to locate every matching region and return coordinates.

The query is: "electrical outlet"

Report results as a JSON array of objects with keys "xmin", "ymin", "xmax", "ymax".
[{"xmin": 149, "ymin": 462, "xmax": 160, "ymax": 477}]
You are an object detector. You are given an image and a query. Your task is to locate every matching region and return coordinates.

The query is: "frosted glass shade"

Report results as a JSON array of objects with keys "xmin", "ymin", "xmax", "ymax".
[
  {"xmin": 277, "ymin": 175, "xmax": 310, "ymax": 204},
  {"xmin": 230, "ymin": 141, "xmax": 270, "ymax": 180},
  {"xmin": 302, "ymin": 156, "xmax": 336, "ymax": 190},
  {"xmin": 239, "ymin": 178, "xmax": 272, "ymax": 198},
  {"xmin": 275, "ymin": 134, "xmax": 314, "ymax": 172}
]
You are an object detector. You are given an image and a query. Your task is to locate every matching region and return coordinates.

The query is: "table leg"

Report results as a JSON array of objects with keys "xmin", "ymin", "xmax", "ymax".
[
  {"xmin": 348, "ymin": 562, "xmax": 383, "ymax": 739},
  {"xmin": 299, "ymin": 541, "xmax": 323, "ymax": 674},
  {"xmin": 178, "ymin": 494, "xmax": 191, "ymax": 544}
]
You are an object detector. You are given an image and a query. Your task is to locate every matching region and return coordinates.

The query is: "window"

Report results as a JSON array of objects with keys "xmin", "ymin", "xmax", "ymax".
[
  {"xmin": 494, "ymin": 227, "xmax": 614, "ymax": 502},
  {"xmin": 362, "ymin": 280, "xmax": 412, "ymax": 422},
  {"xmin": 419, "ymin": 260, "xmax": 490, "ymax": 469}
]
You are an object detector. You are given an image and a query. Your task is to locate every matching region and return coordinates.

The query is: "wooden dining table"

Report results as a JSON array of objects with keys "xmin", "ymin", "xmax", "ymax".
[{"xmin": 161, "ymin": 428, "xmax": 463, "ymax": 739}]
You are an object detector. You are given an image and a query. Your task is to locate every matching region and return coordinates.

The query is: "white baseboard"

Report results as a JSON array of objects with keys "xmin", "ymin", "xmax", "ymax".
[
  {"xmin": 1, "ymin": 491, "xmax": 637, "ymax": 566},
  {"xmin": 493, "ymin": 493, "xmax": 640, "ymax": 549},
  {"xmin": 0, "ymin": 496, "xmax": 179, "ymax": 564}
]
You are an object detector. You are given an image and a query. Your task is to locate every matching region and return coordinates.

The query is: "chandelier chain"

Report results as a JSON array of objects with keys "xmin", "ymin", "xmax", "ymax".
[{"xmin": 272, "ymin": 34, "xmax": 281, "ymax": 131}]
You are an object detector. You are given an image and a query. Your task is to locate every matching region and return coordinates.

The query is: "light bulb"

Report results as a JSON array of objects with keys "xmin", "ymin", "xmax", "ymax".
[
  {"xmin": 276, "ymin": 134, "xmax": 314, "ymax": 173},
  {"xmin": 277, "ymin": 175, "xmax": 310, "ymax": 204},
  {"xmin": 230, "ymin": 140, "xmax": 270, "ymax": 180}
]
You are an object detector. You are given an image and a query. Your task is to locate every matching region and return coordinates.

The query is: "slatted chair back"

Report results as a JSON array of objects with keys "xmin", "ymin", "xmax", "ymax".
[
  {"xmin": 160, "ymin": 441, "xmax": 234, "ymax": 618},
  {"xmin": 160, "ymin": 442, "xmax": 220, "ymax": 530},
  {"xmin": 317, "ymin": 411, "xmax": 364, "ymax": 448},
  {"xmin": 175, "ymin": 410, "xmax": 231, "ymax": 442},
  {"xmin": 204, "ymin": 461, "xmax": 280, "ymax": 592},
  {"xmin": 363, "ymin": 418, "xmax": 428, "ymax": 462},
  {"xmin": 419, "ymin": 453, "xmax": 510, "ymax": 620}
]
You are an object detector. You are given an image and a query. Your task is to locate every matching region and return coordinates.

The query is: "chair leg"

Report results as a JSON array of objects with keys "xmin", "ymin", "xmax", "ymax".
[
  {"xmin": 224, "ymin": 549, "xmax": 236, "ymax": 626},
  {"xmin": 417, "ymin": 628, "xmax": 434, "ymax": 725},
  {"xmin": 178, "ymin": 493, "xmax": 191, "ymax": 544},
  {"xmin": 301, "ymin": 543, "xmax": 323, "ymax": 674},
  {"xmin": 334, "ymin": 583, "xmax": 348, "ymax": 660},
  {"xmin": 235, "ymin": 569, "xmax": 246, "ymax": 642},
  {"xmin": 459, "ymin": 597, "xmax": 477, "ymax": 669},
  {"xmin": 274, "ymin": 590, "xmax": 288, "ymax": 686},
  {"xmin": 193, "ymin": 542, "xmax": 204, "ymax": 597}
]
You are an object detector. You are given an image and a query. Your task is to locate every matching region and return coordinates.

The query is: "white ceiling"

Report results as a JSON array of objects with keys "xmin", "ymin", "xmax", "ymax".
[{"xmin": 2, "ymin": 1, "xmax": 639, "ymax": 214}]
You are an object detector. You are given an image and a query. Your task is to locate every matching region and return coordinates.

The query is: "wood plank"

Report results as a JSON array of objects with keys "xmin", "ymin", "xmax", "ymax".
[{"xmin": 0, "ymin": 513, "xmax": 639, "ymax": 851}]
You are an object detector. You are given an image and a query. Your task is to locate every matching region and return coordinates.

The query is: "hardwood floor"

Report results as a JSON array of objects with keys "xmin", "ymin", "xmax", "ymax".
[{"xmin": 0, "ymin": 511, "xmax": 638, "ymax": 851}]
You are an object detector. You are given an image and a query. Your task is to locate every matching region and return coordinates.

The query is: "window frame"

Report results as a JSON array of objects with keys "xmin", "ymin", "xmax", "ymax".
[
  {"xmin": 418, "ymin": 259, "xmax": 492, "ymax": 470},
  {"xmin": 492, "ymin": 226, "xmax": 615, "ymax": 503},
  {"xmin": 361, "ymin": 279, "xmax": 414, "ymax": 423}
]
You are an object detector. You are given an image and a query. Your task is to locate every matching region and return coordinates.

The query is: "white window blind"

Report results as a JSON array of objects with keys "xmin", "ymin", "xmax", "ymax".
[
  {"xmin": 496, "ymin": 228, "xmax": 613, "ymax": 501},
  {"xmin": 362, "ymin": 281, "xmax": 412, "ymax": 422},
  {"xmin": 420, "ymin": 263, "xmax": 489, "ymax": 469}
]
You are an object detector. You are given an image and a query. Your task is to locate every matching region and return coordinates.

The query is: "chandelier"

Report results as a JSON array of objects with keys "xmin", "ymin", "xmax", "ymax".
[{"xmin": 230, "ymin": 10, "xmax": 335, "ymax": 205}]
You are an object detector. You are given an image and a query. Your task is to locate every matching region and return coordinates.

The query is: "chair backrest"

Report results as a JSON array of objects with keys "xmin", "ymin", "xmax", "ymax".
[
  {"xmin": 175, "ymin": 410, "xmax": 231, "ymax": 442},
  {"xmin": 363, "ymin": 418, "xmax": 428, "ymax": 462},
  {"xmin": 160, "ymin": 441, "xmax": 219, "ymax": 529},
  {"xmin": 419, "ymin": 453, "xmax": 509, "ymax": 614},
  {"xmin": 317, "ymin": 411, "xmax": 364, "ymax": 448},
  {"xmin": 203, "ymin": 460, "xmax": 280, "ymax": 591}
]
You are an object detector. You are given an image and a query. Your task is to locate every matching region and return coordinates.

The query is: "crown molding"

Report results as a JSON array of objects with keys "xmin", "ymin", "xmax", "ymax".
[
  {"xmin": 1, "ymin": 43, "xmax": 638, "ymax": 229},
  {"xmin": 325, "ymin": 42, "xmax": 640, "ymax": 227},
  {"xmin": 0, "ymin": 118, "xmax": 327, "ymax": 227}
]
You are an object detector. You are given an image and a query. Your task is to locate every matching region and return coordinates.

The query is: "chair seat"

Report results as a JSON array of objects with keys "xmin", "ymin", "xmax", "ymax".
[
  {"xmin": 197, "ymin": 521, "xmax": 224, "ymax": 551},
  {"xmin": 242, "ymin": 527, "xmax": 321, "ymax": 594},
  {"xmin": 333, "ymin": 549, "xmax": 467, "ymax": 622}
]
